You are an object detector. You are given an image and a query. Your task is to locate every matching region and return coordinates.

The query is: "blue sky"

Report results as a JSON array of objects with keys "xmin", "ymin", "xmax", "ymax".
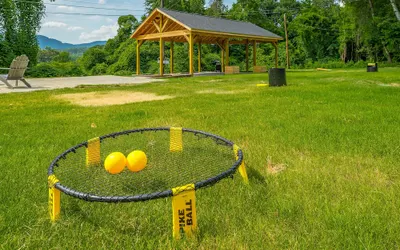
[{"xmin": 39, "ymin": 0, "xmax": 235, "ymax": 44}]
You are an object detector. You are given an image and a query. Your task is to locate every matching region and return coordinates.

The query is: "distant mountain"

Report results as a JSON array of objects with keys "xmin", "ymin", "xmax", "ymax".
[{"xmin": 37, "ymin": 35, "xmax": 106, "ymax": 50}]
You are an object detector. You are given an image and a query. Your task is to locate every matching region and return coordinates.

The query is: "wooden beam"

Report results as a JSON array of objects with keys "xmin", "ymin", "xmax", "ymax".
[
  {"xmin": 229, "ymin": 40, "xmax": 249, "ymax": 45},
  {"xmin": 189, "ymin": 33, "xmax": 194, "ymax": 75},
  {"xmin": 253, "ymin": 41, "xmax": 257, "ymax": 67},
  {"xmin": 153, "ymin": 20, "xmax": 161, "ymax": 32},
  {"xmin": 193, "ymin": 35, "xmax": 199, "ymax": 44},
  {"xmin": 165, "ymin": 22, "xmax": 181, "ymax": 32},
  {"xmin": 159, "ymin": 15, "xmax": 165, "ymax": 75},
  {"xmin": 161, "ymin": 18, "xmax": 169, "ymax": 32},
  {"xmin": 131, "ymin": 8, "xmax": 160, "ymax": 38},
  {"xmin": 225, "ymin": 39, "xmax": 229, "ymax": 67},
  {"xmin": 245, "ymin": 40, "xmax": 249, "ymax": 72},
  {"xmin": 183, "ymin": 34, "xmax": 190, "ymax": 43},
  {"xmin": 145, "ymin": 25, "xmax": 157, "ymax": 35},
  {"xmin": 136, "ymin": 30, "xmax": 189, "ymax": 40},
  {"xmin": 216, "ymin": 40, "xmax": 224, "ymax": 51},
  {"xmin": 273, "ymin": 42, "xmax": 278, "ymax": 68},
  {"xmin": 165, "ymin": 20, "xmax": 186, "ymax": 33},
  {"xmin": 198, "ymin": 42, "xmax": 201, "ymax": 72},
  {"xmin": 170, "ymin": 41, "xmax": 174, "ymax": 74},
  {"xmin": 136, "ymin": 41, "xmax": 140, "ymax": 75},
  {"xmin": 160, "ymin": 37, "xmax": 164, "ymax": 76},
  {"xmin": 138, "ymin": 40, "xmax": 144, "ymax": 47}
]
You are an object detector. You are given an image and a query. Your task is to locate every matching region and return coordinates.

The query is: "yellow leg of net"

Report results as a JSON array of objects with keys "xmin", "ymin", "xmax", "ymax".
[
  {"xmin": 86, "ymin": 137, "xmax": 101, "ymax": 167},
  {"xmin": 170, "ymin": 127, "xmax": 183, "ymax": 152},
  {"xmin": 172, "ymin": 184, "xmax": 197, "ymax": 239},
  {"xmin": 48, "ymin": 175, "xmax": 60, "ymax": 221},
  {"xmin": 233, "ymin": 144, "xmax": 249, "ymax": 184}
]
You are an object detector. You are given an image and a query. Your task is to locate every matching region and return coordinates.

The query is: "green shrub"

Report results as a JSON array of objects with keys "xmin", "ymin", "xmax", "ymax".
[
  {"xmin": 53, "ymin": 51, "xmax": 71, "ymax": 63},
  {"xmin": 147, "ymin": 61, "xmax": 160, "ymax": 74},
  {"xmin": 27, "ymin": 63, "xmax": 60, "ymax": 77},
  {"xmin": 26, "ymin": 62, "xmax": 85, "ymax": 77},
  {"xmin": 202, "ymin": 53, "xmax": 220, "ymax": 72},
  {"xmin": 80, "ymin": 47, "xmax": 107, "ymax": 72},
  {"xmin": 91, "ymin": 63, "xmax": 108, "ymax": 75},
  {"xmin": 353, "ymin": 60, "xmax": 367, "ymax": 68}
]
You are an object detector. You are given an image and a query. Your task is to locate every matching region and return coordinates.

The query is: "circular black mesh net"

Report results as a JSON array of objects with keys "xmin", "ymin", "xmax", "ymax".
[{"xmin": 50, "ymin": 129, "xmax": 239, "ymax": 202}]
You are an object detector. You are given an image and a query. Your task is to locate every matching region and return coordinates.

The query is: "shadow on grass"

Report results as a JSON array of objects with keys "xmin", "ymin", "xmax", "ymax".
[{"xmin": 247, "ymin": 165, "xmax": 266, "ymax": 185}]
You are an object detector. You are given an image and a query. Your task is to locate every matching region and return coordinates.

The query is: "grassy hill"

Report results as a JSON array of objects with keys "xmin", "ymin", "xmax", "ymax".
[{"xmin": 37, "ymin": 35, "xmax": 106, "ymax": 50}]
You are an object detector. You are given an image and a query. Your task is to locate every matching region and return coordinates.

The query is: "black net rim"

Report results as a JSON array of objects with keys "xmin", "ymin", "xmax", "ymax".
[{"xmin": 48, "ymin": 127, "xmax": 243, "ymax": 203}]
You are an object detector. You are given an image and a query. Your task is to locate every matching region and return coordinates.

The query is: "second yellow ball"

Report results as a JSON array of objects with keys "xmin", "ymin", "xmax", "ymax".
[{"xmin": 126, "ymin": 150, "xmax": 147, "ymax": 172}]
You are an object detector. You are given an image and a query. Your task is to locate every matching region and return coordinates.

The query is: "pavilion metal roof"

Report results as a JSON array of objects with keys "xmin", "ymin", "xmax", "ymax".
[{"xmin": 158, "ymin": 8, "xmax": 282, "ymax": 40}]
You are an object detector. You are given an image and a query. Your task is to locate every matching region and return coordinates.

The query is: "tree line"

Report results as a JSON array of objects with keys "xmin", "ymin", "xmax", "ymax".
[{"xmin": 1, "ymin": 0, "xmax": 399, "ymax": 76}]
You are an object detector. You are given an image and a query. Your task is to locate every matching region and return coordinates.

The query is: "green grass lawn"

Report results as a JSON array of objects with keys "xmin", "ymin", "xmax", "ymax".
[{"xmin": 1, "ymin": 68, "xmax": 400, "ymax": 249}]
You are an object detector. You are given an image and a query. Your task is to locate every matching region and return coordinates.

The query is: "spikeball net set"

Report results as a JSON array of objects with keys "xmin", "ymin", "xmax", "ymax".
[{"xmin": 48, "ymin": 127, "xmax": 248, "ymax": 238}]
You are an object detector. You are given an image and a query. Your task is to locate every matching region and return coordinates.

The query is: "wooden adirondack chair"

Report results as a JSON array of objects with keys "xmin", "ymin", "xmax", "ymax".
[{"xmin": 0, "ymin": 55, "xmax": 31, "ymax": 88}]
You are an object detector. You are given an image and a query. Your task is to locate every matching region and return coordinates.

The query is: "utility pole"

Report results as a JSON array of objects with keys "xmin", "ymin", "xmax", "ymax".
[{"xmin": 284, "ymin": 13, "xmax": 290, "ymax": 69}]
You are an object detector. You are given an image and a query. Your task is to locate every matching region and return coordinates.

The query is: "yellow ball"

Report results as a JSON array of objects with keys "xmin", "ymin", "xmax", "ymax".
[
  {"xmin": 127, "ymin": 150, "xmax": 147, "ymax": 172},
  {"xmin": 104, "ymin": 152, "xmax": 126, "ymax": 174}
]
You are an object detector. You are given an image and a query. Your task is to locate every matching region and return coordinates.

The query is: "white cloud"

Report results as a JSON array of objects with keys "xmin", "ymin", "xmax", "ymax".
[
  {"xmin": 106, "ymin": 18, "xmax": 114, "ymax": 23},
  {"xmin": 57, "ymin": 6, "xmax": 75, "ymax": 11},
  {"xmin": 42, "ymin": 21, "xmax": 68, "ymax": 28},
  {"xmin": 79, "ymin": 23, "xmax": 118, "ymax": 42},
  {"xmin": 98, "ymin": 0, "xmax": 106, "ymax": 4},
  {"xmin": 68, "ymin": 26, "xmax": 84, "ymax": 31}
]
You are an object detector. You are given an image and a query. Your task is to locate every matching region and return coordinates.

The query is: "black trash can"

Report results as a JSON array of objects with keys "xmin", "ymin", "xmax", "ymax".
[
  {"xmin": 367, "ymin": 63, "xmax": 378, "ymax": 72},
  {"xmin": 269, "ymin": 68, "xmax": 287, "ymax": 87},
  {"xmin": 214, "ymin": 60, "xmax": 221, "ymax": 72}
]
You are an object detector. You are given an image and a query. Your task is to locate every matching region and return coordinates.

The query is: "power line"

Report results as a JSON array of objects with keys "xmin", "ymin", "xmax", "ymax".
[
  {"xmin": 46, "ymin": 11, "xmax": 143, "ymax": 17},
  {"xmin": 14, "ymin": 0, "xmax": 146, "ymax": 12},
  {"xmin": 9, "ymin": 2, "xmax": 340, "ymax": 33},
  {"xmin": 293, "ymin": 22, "xmax": 339, "ymax": 32}
]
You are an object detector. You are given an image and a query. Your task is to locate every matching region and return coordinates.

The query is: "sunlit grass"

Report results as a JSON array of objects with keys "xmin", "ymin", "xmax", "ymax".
[{"xmin": 0, "ymin": 68, "xmax": 399, "ymax": 248}]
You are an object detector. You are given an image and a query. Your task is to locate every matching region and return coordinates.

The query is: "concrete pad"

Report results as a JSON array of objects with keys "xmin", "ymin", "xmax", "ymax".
[{"xmin": 0, "ymin": 75, "xmax": 163, "ymax": 94}]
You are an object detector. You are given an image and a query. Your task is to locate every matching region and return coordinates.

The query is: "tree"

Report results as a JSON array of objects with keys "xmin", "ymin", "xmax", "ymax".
[
  {"xmin": 291, "ymin": 7, "xmax": 340, "ymax": 61},
  {"xmin": 389, "ymin": 0, "xmax": 400, "ymax": 21},
  {"xmin": 53, "ymin": 51, "xmax": 71, "ymax": 63},
  {"xmin": 0, "ymin": 37, "xmax": 15, "ymax": 67},
  {"xmin": 144, "ymin": 0, "xmax": 205, "ymax": 14},
  {"xmin": 116, "ymin": 15, "xmax": 140, "ymax": 43},
  {"xmin": 80, "ymin": 46, "xmax": 107, "ymax": 72},
  {"xmin": 206, "ymin": 0, "xmax": 228, "ymax": 17},
  {"xmin": 38, "ymin": 47, "xmax": 60, "ymax": 63},
  {"xmin": 0, "ymin": 0, "xmax": 44, "ymax": 66}
]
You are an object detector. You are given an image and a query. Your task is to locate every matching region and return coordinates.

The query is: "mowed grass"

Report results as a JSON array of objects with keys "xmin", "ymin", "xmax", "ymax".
[{"xmin": 1, "ymin": 68, "xmax": 400, "ymax": 249}]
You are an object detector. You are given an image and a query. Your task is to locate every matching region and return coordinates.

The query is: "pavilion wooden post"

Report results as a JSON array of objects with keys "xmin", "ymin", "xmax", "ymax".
[
  {"xmin": 159, "ymin": 37, "xmax": 164, "ymax": 76},
  {"xmin": 170, "ymin": 41, "xmax": 174, "ymax": 74},
  {"xmin": 245, "ymin": 40, "xmax": 249, "ymax": 72},
  {"xmin": 159, "ymin": 15, "xmax": 164, "ymax": 76},
  {"xmin": 189, "ymin": 33, "xmax": 194, "ymax": 75},
  {"xmin": 198, "ymin": 42, "xmax": 201, "ymax": 72},
  {"xmin": 225, "ymin": 39, "xmax": 229, "ymax": 67},
  {"xmin": 253, "ymin": 41, "xmax": 257, "ymax": 69},
  {"xmin": 273, "ymin": 42, "xmax": 278, "ymax": 68},
  {"xmin": 221, "ymin": 48, "xmax": 225, "ymax": 72}
]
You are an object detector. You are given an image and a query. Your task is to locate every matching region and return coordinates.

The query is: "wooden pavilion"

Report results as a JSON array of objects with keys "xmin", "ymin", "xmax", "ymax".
[{"xmin": 131, "ymin": 8, "xmax": 283, "ymax": 76}]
